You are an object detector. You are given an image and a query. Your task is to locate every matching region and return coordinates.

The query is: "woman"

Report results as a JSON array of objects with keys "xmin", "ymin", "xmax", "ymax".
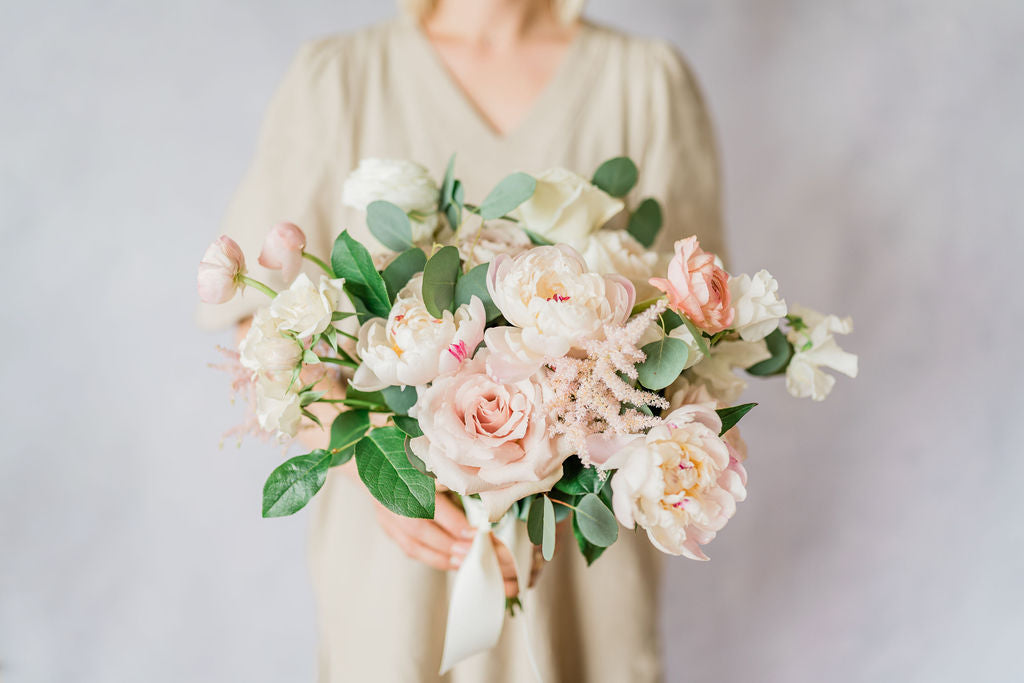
[{"xmin": 198, "ymin": 0, "xmax": 725, "ymax": 680}]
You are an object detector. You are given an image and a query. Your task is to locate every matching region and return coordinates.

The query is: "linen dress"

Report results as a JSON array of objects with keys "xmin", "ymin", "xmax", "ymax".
[{"xmin": 198, "ymin": 15, "xmax": 725, "ymax": 683}]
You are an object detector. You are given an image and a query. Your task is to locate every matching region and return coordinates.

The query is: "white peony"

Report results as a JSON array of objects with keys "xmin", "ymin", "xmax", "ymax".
[
  {"xmin": 341, "ymin": 158, "xmax": 440, "ymax": 243},
  {"xmin": 728, "ymin": 270, "xmax": 787, "ymax": 342},
  {"xmin": 580, "ymin": 230, "xmax": 659, "ymax": 300},
  {"xmin": 239, "ymin": 308, "xmax": 303, "ymax": 375},
  {"xmin": 685, "ymin": 339, "xmax": 771, "ymax": 404},
  {"xmin": 254, "ymin": 374, "xmax": 302, "ymax": 439},
  {"xmin": 484, "ymin": 245, "xmax": 635, "ymax": 381},
  {"xmin": 351, "ymin": 274, "xmax": 486, "ymax": 391},
  {"xmin": 510, "ymin": 168, "xmax": 624, "ymax": 250},
  {"xmin": 785, "ymin": 304, "xmax": 858, "ymax": 401},
  {"xmin": 269, "ymin": 273, "xmax": 346, "ymax": 341}
]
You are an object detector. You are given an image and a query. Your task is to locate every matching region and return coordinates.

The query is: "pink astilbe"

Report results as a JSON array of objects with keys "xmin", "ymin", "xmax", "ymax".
[
  {"xmin": 547, "ymin": 300, "xmax": 671, "ymax": 465},
  {"xmin": 208, "ymin": 345, "xmax": 274, "ymax": 445}
]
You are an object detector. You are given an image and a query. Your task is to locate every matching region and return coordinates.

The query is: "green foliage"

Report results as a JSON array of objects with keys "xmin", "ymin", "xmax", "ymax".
[
  {"xmin": 627, "ymin": 197, "xmax": 662, "ymax": 248},
  {"xmin": 555, "ymin": 457, "xmax": 605, "ymax": 496},
  {"xmin": 453, "ymin": 263, "xmax": 501, "ymax": 321},
  {"xmin": 637, "ymin": 335, "xmax": 689, "ymax": 390},
  {"xmin": 328, "ymin": 410, "xmax": 370, "ymax": 466},
  {"xmin": 440, "ymin": 154, "xmax": 462, "ymax": 229},
  {"xmin": 381, "ymin": 247, "xmax": 427, "ymax": 301},
  {"xmin": 522, "ymin": 228, "xmax": 553, "ymax": 246},
  {"xmin": 716, "ymin": 403, "xmax": 757, "ymax": 436},
  {"xmin": 261, "ymin": 450, "xmax": 332, "ymax": 518},
  {"xmin": 356, "ymin": 427, "xmax": 435, "ymax": 518},
  {"xmin": 572, "ymin": 515, "xmax": 607, "ymax": 566},
  {"xmin": 574, "ymin": 493, "xmax": 618, "ymax": 547},
  {"xmin": 478, "ymin": 172, "xmax": 536, "ymax": 220},
  {"xmin": 381, "ymin": 385, "xmax": 417, "ymax": 416},
  {"xmin": 403, "ymin": 437, "xmax": 434, "ymax": 478},
  {"xmin": 527, "ymin": 495, "xmax": 557, "ymax": 561},
  {"xmin": 746, "ymin": 328, "xmax": 794, "ymax": 376},
  {"xmin": 681, "ymin": 315, "xmax": 712, "ymax": 358},
  {"xmin": 421, "ymin": 245, "xmax": 461, "ymax": 318},
  {"xmin": 366, "ymin": 200, "xmax": 414, "ymax": 251},
  {"xmin": 343, "ymin": 385, "xmax": 389, "ymax": 412},
  {"xmin": 392, "ymin": 415, "xmax": 423, "ymax": 438},
  {"xmin": 592, "ymin": 156, "xmax": 638, "ymax": 197},
  {"xmin": 331, "ymin": 231, "xmax": 391, "ymax": 318}
]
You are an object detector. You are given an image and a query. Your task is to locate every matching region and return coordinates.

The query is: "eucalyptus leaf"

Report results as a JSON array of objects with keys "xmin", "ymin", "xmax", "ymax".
[
  {"xmin": 660, "ymin": 309, "xmax": 684, "ymax": 332},
  {"xmin": 572, "ymin": 514, "xmax": 607, "ymax": 566},
  {"xmin": 527, "ymin": 495, "xmax": 557, "ymax": 560},
  {"xmin": 392, "ymin": 415, "xmax": 423, "ymax": 438},
  {"xmin": 421, "ymin": 245, "xmax": 461, "ymax": 318},
  {"xmin": 527, "ymin": 495, "xmax": 546, "ymax": 546},
  {"xmin": 478, "ymin": 172, "xmax": 536, "ymax": 220},
  {"xmin": 261, "ymin": 450, "xmax": 332, "ymax": 518},
  {"xmin": 575, "ymin": 493, "xmax": 618, "ymax": 547},
  {"xmin": 541, "ymin": 495, "xmax": 556, "ymax": 561},
  {"xmin": 453, "ymin": 263, "xmax": 500, "ymax": 321},
  {"xmin": 366, "ymin": 200, "xmax": 414, "ymax": 251},
  {"xmin": 440, "ymin": 154, "xmax": 456, "ymax": 210},
  {"xmin": 746, "ymin": 328, "xmax": 794, "ymax": 376},
  {"xmin": 522, "ymin": 228, "xmax": 553, "ymax": 246},
  {"xmin": 592, "ymin": 156, "xmax": 638, "ymax": 197},
  {"xmin": 328, "ymin": 410, "xmax": 370, "ymax": 467},
  {"xmin": 716, "ymin": 403, "xmax": 757, "ymax": 436},
  {"xmin": 637, "ymin": 335, "xmax": 689, "ymax": 390},
  {"xmin": 382, "ymin": 248, "xmax": 427, "ymax": 302},
  {"xmin": 628, "ymin": 197, "xmax": 662, "ymax": 248},
  {"xmin": 331, "ymin": 231, "xmax": 391, "ymax": 318},
  {"xmin": 356, "ymin": 427, "xmax": 435, "ymax": 518},
  {"xmin": 381, "ymin": 385, "xmax": 417, "ymax": 416},
  {"xmin": 681, "ymin": 315, "xmax": 712, "ymax": 358}
]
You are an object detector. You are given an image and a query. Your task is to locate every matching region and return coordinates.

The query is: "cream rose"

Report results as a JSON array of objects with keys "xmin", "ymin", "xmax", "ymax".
[
  {"xmin": 409, "ymin": 351, "xmax": 570, "ymax": 522},
  {"xmin": 580, "ymin": 230, "xmax": 659, "ymax": 300},
  {"xmin": 239, "ymin": 309, "xmax": 303, "ymax": 375},
  {"xmin": 728, "ymin": 270, "xmax": 787, "ymax": 342},
  {"xmin": 785, "ymin": 305, "xmax": 858, "ymax": 401},
  {"xmin": 342, "ymin": 158, "xmax": 440, "ymax": 243},
  {"xmin": 269, "ymin": 273, "xmax": 346, "ymax": 341},
  {"xmin": 510, "ymin": 168, "xmax": 624, "ymax": 250},
  {"xmin": 351, "ymin": 274, "xmax": 486, "ymax": 391}
]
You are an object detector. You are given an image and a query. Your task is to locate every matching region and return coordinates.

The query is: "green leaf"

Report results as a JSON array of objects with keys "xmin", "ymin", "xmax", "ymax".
[
  {"xmin": 682, "ymin": 315, "xmax": 712, "ymax": 358},
  {"xmin": 716, "ymin": 403, "xmax": 757, "ymax": 436},
  {"xmin": 331, "ymin": 231, "xmax": 391, "ymax": 318},
  {"xmin": 421, "ymin": 245, "xmax": 461, "ymax": 318},
  {"xmin": 575, "ymin": 493, "xmax": 618, "ymax": 547},
  {"xmin": 746, "ymin": 328, "xmax": 794, "ymax": 376},
  {"xmin": 328, "ymin": 410, "xmax": 370, "ymax": 467},
  {"xmin": 404, "ymin": 436, "xmax": 434, "ymax": 478},
  {"xmin": 331, "ymin": 311, "xmax": 356, "ymax": 322},
  {"xmin": 344, "ymin": 385, "xmax": 389, "ymax": 411},
  {"xmin": 356, "ymin": 427, "xmax": 435, "ymax": 518},
  {"xmin": 592, "ymin": 156, "xmax": 638, "ymax": 197},
  {"xmin": 366, "ymin": 200, "xmax": 414, "ymax": 251},
  {"xmin": 440, "ymin": 154, "xmax": 456, "ymax": 210},
  {"xmin": 555, "ymin": 457, "xmax": 604, "ymax": 495},
  {"xmin": 381, "ymin": 247, "xmax": 427, "ymax": 302},
  {"xmin": 392, "ymin": 415, "xmax": 423, "ymax": 438},
  {"xmin": 572, "ymin": 514, "xmax": 607, "ymax": 566},
  {"xmin": 527, "ymin": 494, "xmax": 546, "ymax": 545},
  {"xmin": 300, "ymin": 408, "xmax": 323, "ymax": 429},
  {"xmin": 478, "ymin": 172, "xmax": 536, "ymax": 220},
  {"xmin": 522, "ymin": 228, "xmax": 553, "ymax": 246},
  {"xmin": 381, "ymin": 385, "xmax": 417, "ymax": 416},
  {"xmin": 527, "ymin": 495, "xmax": 557, "ymax": 561},
  {"xmin": 628, "ymin": 197, "xmax": 662, "ymax": 248},
  {"xmin": 298, "ymin": 389, "xmax": 326, "ymax": 407},
  {"xmin": 453, "ymin": 263, "xmax": 501, "ymax": 321},
  {"xmin": 343, "ymin": 283, "xmax": 374, "ymax": 324},
  {"xmin": 261, "ymin": 450, "xmax": 332, "ymax": 518},
  {"xmin": 517, "ymin": 495, "xmax": 534, "ymax": 522},
  {"xmin": 637, "ymin": 335, "xmax": 689, "ymax": 391}
]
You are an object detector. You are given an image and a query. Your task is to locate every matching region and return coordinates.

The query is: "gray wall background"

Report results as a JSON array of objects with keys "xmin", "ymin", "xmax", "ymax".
[{"xmin": 2, "ymin": 1, "xmax": 1021, "ymax": 681}]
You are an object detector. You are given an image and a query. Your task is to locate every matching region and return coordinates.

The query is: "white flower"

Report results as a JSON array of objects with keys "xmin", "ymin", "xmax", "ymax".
[
  {"xmin": 484, "ymin": 245, "xmax": 635, "ymax": 381},
  {"xmin": 667, "ymin": 323, "xmax": 706, "ymax": 370},
  {"xmin": 603, "ymin": 404, "xmax": 747, "ymax": 560},
  {"xmin": 254, "ymin": 374, "xmax": 302, "ymax": 439},
  {"xmin": 457, "ymin": 221, "xmax": 533, "ymax": 266},
  {"xmin": 239, "ymin": 308, "xmax": 303, "ymax": 375},
  {"xmin": 510, "ymin": 168, "xmax": 624, "ymax": 250},
  {"xmin": 351, "ymin": 274, "xmax": 486, "ymax": 391},
  {"xmin": 728, "ymin": 270, "xmax": 787, "ymax": 342},
  {"xmin": 580, "ymin": 230, "xmax": 659, "ymax": 300},
  {"xmin": 269, "ymin": 273, "xmax": 346, "ymax": 341},
  {"xmin": 341, "ymin": 158, "xmax": 440, "ymax": 243},
  {"xmin": 785, "ymin": 304, "xmax": 858, "ymax": 401},
  {"xmin": 686, "ymin": 339, "xmax": 770, "ymax": 404}
]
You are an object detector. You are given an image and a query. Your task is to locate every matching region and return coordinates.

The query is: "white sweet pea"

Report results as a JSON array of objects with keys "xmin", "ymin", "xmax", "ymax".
[
  {"xmin": 254, "ymin": 374, "xmax": 302, "ymax": 439},
  {"xmin": 785, "ymin": 305, "xmax": 858, "ymax": 401},
  {"xmin": 342, "ymin": 158, "xmax": 440, "ymax": 243},
  {"xmin": 581, "ymin": 230, "xmax": 659, "ymax": 300},
  {"xmin": 239, "ymin": 309, "xmax": 303, "ymax": 375},
  {"xmin": 351, "ymin": 274, "xmax": 486, "ymax": 391},
  {"xmin": 728, "ymin": 270, "xmax": 788, "ymax": 342},
  {"xmin": 686, "ymin": 339, "xmax": 771, "ymax": 404},
  {"xmin": 510, "ymin": 168, "xmax": 624, "ymax": 250},
  {"xmin": 269, "ymin": 273, "xmax": 346, "ymax": 341}
]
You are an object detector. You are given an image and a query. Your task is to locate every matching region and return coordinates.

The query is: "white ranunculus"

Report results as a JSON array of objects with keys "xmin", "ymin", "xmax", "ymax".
[
  {"xmin": 484, "ymin": 245, "xmax": 635, "ymax": 380},
  {"xmin": 269, "ymin": 273, "xmax": 346, "ymax": 341},
  {"xmin": 785, "ymin": 304, "xmax": 858, "ymax": 401},
  {"xmin": 239, "ymin": 308, "xmax": 303, "ymax": 375},
  {"xmin": 581, "ymin": 230, "xmax": 659, "ymax": 300},
  {"xmin": 510, "ymin": 168, "xmax": 624, "ymax": 250},
  {"xmin": 341, "ymin": 158, "xmax": 440, "ymax": 243},
  {"xmin": 254, "ymin": 374, "xmax": 302, "ymax": 439},
  {"xmin": 457, "ymin": 221, "xmax": 533, "ymax": 266},
  {"xmin": 351, "ymin": 274, "xmax": 486, "ymax": 391},
  {"xmin": 686, "ymin": 339, "xmax": 771, "ymax": 404},
  {"xmin": 728, "ymin": 270, "xmax": 787, "ymax": 342}
]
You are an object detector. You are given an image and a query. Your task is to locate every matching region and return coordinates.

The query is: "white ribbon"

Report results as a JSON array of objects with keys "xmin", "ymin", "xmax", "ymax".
[{"xmin": 438, "ymin": 497, "xmax": 541, "ymax": 679}]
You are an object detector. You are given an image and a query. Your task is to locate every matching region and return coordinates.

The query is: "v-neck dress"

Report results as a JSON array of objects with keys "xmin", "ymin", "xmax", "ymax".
[{"xmin": 198, "ymin": 16, "xmax": 725, "ymax": 683}]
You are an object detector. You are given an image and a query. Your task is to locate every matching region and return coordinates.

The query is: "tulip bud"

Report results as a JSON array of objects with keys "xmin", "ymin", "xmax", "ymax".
[
  {"xmin": 197, "ymin": 236, "xmax": 246, "ymax": 304},
  {"xmin": 258, "ymin": 222, "xmax": 306, "ymax": 282}
]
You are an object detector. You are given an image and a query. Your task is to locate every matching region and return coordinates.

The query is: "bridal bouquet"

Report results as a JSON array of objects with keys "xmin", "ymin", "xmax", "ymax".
[{"xmin": 199, "ymin": 155, "xmax": 857, "ymax": 669}]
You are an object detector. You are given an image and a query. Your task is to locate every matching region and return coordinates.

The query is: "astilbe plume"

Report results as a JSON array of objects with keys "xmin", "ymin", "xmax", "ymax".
[
  {"xmin": 208, "ymin": 345, "xmax": 273, "ymax": 445},
  {"xmin": 547, "ymin": 300, "xmax": 671, "ymax": 465}
]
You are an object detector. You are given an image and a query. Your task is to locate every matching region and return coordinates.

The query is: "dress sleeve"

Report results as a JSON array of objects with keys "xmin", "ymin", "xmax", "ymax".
[
  {"xmin": 196, "ymin": 39, "xmax": 344, "ymax": 330},
  {"xmin": 637, "ymin": 41, "xmax": 728, "ymax": 266}
]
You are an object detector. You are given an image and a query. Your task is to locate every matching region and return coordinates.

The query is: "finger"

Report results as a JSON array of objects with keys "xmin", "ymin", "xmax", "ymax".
[
  {"xmin": 433, "ymin": 494, "xmax": 476, "ymax": 540},
  {"xmin": 492, "ymin": 536, "xmax": 520, "ymax": 581}
]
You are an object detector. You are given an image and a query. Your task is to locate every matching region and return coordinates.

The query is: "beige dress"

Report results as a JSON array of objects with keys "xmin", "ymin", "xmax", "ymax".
[{"xmin": 198, "ymin": 16, "xmax": 724, "ymax": 683}]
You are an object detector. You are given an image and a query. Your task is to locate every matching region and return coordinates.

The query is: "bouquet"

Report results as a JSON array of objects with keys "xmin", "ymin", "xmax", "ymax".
[{"xmin": 198, "ymin": 156, "xmax": 858, "ymax": 670}]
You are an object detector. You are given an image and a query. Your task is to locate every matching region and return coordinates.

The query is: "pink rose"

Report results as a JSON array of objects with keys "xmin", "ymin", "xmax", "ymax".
[
  {"xmin": 197, "ymin": 235, "xmax": 246, "ymax": 304},
  {"xmin": 409, "ymin": 351, "xmax": 570, "ymax": 522},
  {"xmin": 258, "ymin": 221, "xmax": 307, "ymax": 282},
  {"xmin": 650, "ymin": 236, "xmax": 734, "ymax": 333}
]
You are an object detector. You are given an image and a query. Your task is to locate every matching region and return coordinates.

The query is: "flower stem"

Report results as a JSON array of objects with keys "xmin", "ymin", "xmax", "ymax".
[
  {"xmin": 239, "ymin": 275, "xmax": 277, "ymax": 298},
  {"xmin": 318, "ymin": 356, "xmax": 358, "ymax": 368},
  {"xmin": 302, "ymin": 251, "xmax": 335, "ymax": 277},
  {"xmin": 549, "ymin": 498, "xmax": 576, "ymax": 510}
]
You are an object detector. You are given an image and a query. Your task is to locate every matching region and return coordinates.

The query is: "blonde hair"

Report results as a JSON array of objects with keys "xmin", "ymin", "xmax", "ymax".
[{"xmin": 400, "ymin": 0, "xmax": 585, "ymax": 26}]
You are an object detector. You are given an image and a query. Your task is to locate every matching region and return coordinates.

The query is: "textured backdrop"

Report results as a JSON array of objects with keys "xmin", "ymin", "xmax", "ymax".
[{"xmin": 1, "ymin": 1, "xmax": 1022, "ymax": 681}]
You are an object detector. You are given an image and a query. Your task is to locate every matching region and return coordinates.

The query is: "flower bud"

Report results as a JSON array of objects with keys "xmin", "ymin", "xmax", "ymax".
[
  {"xmin": 258, "ymin": 222, "xmax": 306, "ymax": 282},
  {"xmin": 197, "ymin": 236, "xmax": 246, "ymax": 304}
]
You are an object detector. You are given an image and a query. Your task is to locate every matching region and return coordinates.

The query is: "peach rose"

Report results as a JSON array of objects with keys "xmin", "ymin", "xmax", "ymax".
[
  {"xmin": 650, "ymin": 236, "xmax": 734, "ymax": 333},
  {"xmin": 258, "ymin": 221, "xmax": 306, "ymax": 282}
]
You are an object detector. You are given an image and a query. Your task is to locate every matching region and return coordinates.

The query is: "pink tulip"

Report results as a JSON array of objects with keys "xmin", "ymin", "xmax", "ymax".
[
  {"xmin": 197, "ymin": 235, "xmax": 246, "ymax": 304},
  {"xmin": 258, "ymin": 222, "xmax": 306, "ymax": 282},
  {"xmin": 650, "ymin": 236, "xmax": 734, "ymax": 333}
]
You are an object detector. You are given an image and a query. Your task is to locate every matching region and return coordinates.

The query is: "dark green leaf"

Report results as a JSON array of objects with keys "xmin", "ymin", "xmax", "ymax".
[
  {"xmin": 746, "ymin": 328, "xmax": 794, "ymax": 376},
  {"xmin": 366, "ymin": 200, "xmax": 414, "ymax": 251},
  {"xmin": 522, "ymin": 228, "xmax": 553, "ymax": 246},
  {"xmin": 381, "ymin": 385, "xmax": 417, "ymax": 416},
  {"xmin": 261, "ymin": 450, "xmax": 332, "ymax": 517},
  {"xmin": 453, "ymin": 263, "xmax": 500, "ymax": 321},
  {"xmin": 575, "ymin": 493, "xmax": 618, "ymax": 547},
  {"xmin": 343, "ymin": 283, "xmax": 374, "ymax": 324},
  {"xmin": 681, "ymin": 315, "xmax": 712, "ymax": 358},
  {"xmin": 331, "ymin": 311, "xmax": 356, "ymax": 322},
  {"xmin": 717, "ymin": 403, "xmax": 757, "ymax": 436},
  {"xmin": 392, "ymin": 415, "xmax": 423, "ymax": 438},
  {"xmin": 440, "ymin": 154, "xmax": 456, "ymax": 210},
  {"xmin": 555, "ymin": 456, "xmax": 605, "ymax": 495},
  {"xmin": 527, "ymin": 494, "xmax": 546, "ymax": 545},
  {"xmin": 344, "ymin": 385, "xmax": 389, "ymax": 411},
  {"xmin": 328, "ymin": 410, "xmax": 370, "ymax": 466},
  {"xmin": 479, "ymin": 172, "xmax": 536, "ymax": 220},
  {"xmin": 637, "ymin": 335, "xmax": 689, "ymax": 391},
  {"xmin": 527, "ymin": 495, "xmax": 557, "ymax": 560},
  {"xmin": 300, "ymin": 408, "xmax": 323, "ymax": 429},
  {"xmin": 404, "ymin": 436, "xmax": 434, "ymax": 478},
  {"xmin": 356, "ymin": 427, "xmax": 435, "ymax": 518},
  {"xmin": 572, "ymin": 514, "xmax": 608, "ymax": 566},
  {"xmin": 592, "ymin": 156, "xmax": 638, "ymax": 197},
  {"xmin": 331, "ymin": 231, "xmax": 391, "ymax": 318},
  {"xmin": 627, "ymin": 197, "xmax": 662, "ymax": 248},
  {"xmin": 381, "ymin": 248, "xmax": 427, "ymax": 302},
  {"xmin": 421, "ymin": 245, "xmax": 461, "ymax": 318}
]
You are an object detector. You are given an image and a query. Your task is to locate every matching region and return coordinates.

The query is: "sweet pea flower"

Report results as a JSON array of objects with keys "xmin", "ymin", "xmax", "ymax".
[
  {"xmin": 258, "ymin": 222, "xmax": 306, "ymax": 282},
  {"xmin": 650, "ymin": 236, "xmax": 734, "ymax": 334},
  {"xmin": 728, "ymin": 270, "xmax": 787, "ymax": 342},
  {"xmin": 785, "ymin": 305, "xmax": 858, "ymax": 401},
  {"xmin": 197, "ymin": 236, "xmax": 246, "ymax": 304},
  {"xmin": 684, "ymin": 339, "xmax": 771, "ymax": 404}
]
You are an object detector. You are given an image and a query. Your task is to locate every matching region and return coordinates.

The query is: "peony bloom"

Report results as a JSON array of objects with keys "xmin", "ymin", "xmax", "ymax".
[
  {"xmin": 351, "ymin": 274, "xmax": 486, "ymax": 391},
  {"xmin": 650, "ymin": 236, "xmax": 734, "ymax": 333},
  {"xmin": 239, "ymin": 309, "xmax": 303, "ymax": 376},
  {"xmin": 604, "ymin": 403, "xmax": 746, "ymax": 560},
  {"xmin": 683, "ymin": 339, "xmax": 770, "ymax": 404},
  {"xmin": 341, "ymin": 158, "xmax": 440, "ymax": 243},
  {"xmin": 457, "ymin": 221, "xmax": 533, "ymax": 266},
  {"xmin": 728, "ymin": 270, "xmax": 787, "ymax": 342},
  {"xmin": 197, "ymin": 236, "xmax": 246, "ymax": 304},
  {"xmin": 258, "ymin": 222, "xmax": 306, "ymax": 283},
  {"xmin": 253, "ymin": 374, "xmax": 302, "ymax": 439},
  {"xmin": 269, "ymin": 273, "xmax": 346, "ymax": 341},
  {"xmin": 409, "ymin": 351, "xmax": 571, "ymax": 522},
  {"xmin": 580, "ymin": 230, "xmax": 660, "ymax": 300},
  {"xmin": 485, "ymin": 245, "xmax": 635, "ymax": 381},
  {"xmin": 785, "ymin": 305, "xmax": 858, "ymax": 401},
  {"xmin": 510, "ymin": 168, "xmax": 624, "ymax": 251}
]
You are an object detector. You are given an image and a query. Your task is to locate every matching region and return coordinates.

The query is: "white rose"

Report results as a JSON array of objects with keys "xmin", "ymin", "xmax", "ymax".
[
  {"xmin": 351, "ymin": 273, "xmax": 486, "ymax": 391},
  {"xmin": 239, "ymin": 308, "xmax": 303, "ymax": 375},
  {"xmin": 254, "ymin": 374, "xmax": 302, "ymax": 439},
  {"xmin": 580, "ymin": 230, "xmax": 659, "ymax": 300},
  {"xmin": 342, "ymin": 158, "xmax": 440, "ymax": 243},
  {"xmin": 457, "ymin": 220, "xmax": 533, "ymax": 265},
  {"xmin": 728, "ymin": 270, "xmax": 788, "ymax": 342},
  {"xmin": 484, "ymin": 245, "xmax": 635, "ymax": 380},
  {"xmin": 785, "ymin": 304, "xmax": 858, "ymax": 401},
  {"xmin": 685, "ymin": 339, "xmax": 771, "ymax": 404},
  {"xmin": 510, "ymin": 168, "xmax": 624, "ymax": 250},
  {"xmin": 269, "ymin": 273, "xmax": 346, "ymax": 341}
]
